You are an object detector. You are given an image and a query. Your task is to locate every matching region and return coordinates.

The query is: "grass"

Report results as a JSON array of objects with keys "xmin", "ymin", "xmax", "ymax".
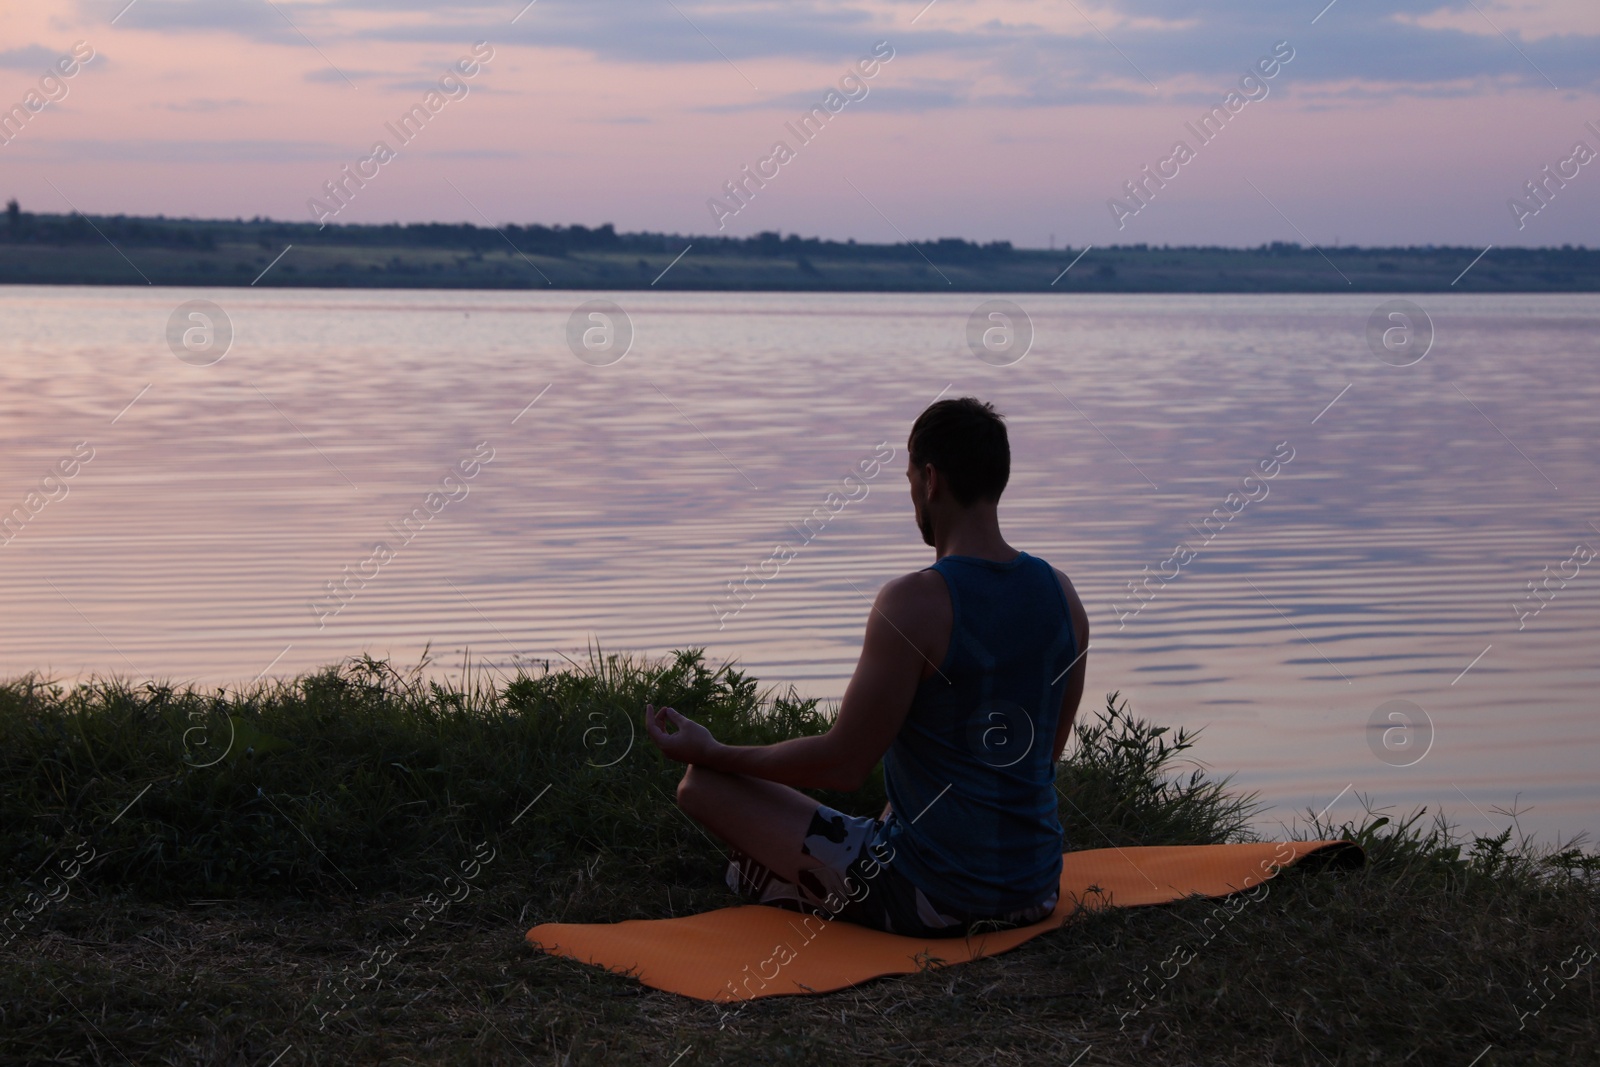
[{"xmin": 1, "ymin": 647, "xmax": 1595, "ymax": 1065}]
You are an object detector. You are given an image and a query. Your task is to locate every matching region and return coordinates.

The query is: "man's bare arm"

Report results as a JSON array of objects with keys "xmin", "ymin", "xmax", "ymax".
[
  {"xmin": 1051, "ymin": 567, "xmax": 1091, "ymax": 764},
  {"xmin": 681, "ymin": 576, "xmax": 931, "ymax": 791}
]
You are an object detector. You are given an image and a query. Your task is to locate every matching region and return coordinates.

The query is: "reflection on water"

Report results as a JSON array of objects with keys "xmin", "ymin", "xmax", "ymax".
[{"xmin": 1, "ymin": 286, "xmax": 1595, "ymax": 842}]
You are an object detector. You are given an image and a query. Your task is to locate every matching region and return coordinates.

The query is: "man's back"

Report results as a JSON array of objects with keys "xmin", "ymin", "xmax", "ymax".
[{"xmin": 878, "ymin": 550, "xmax": 1081, "ymax": 916}]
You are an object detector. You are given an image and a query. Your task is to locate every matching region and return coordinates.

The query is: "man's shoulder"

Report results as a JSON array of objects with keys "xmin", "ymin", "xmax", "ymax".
[
  {"xmin": 878, "ymin": 567, "xmax": 947, "ymax": 605},
  {"xmin": 1047, "ymin": 564, "xmax": 1090, "ymax": 641},
  {"xmin": 872, "ymin": 569, "xmax": 952, "ymax": 632},
  {"xmin": 1039, "ymin": 558, "xmax": 1075, "ymax": 596},
  {"xmin": 869, "ymin": 570, "xmax": 953, "ymax": 668}
]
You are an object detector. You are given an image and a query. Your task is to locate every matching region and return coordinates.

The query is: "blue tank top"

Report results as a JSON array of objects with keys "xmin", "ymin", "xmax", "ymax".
[{"xmin": 878, "ymin": 550, "xmax": 1078, "ymax": 915}]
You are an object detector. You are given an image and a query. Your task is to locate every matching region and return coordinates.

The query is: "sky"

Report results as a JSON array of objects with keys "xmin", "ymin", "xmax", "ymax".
[{"xmin": 1, "ymin": 0, "xmax": 1597, "ymax": 248}]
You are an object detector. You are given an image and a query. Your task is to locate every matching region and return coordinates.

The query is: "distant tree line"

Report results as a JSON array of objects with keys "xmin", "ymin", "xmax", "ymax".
[
  {"xmin": 0, "ymin": 201, "xmax": 1027, "ymax": 261},
  {"xmin": 1, "ymin": 200, "xmax": 1594, "ymax": 267}
]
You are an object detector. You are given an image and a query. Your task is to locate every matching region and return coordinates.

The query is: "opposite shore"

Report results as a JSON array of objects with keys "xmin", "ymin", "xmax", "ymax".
[{"xmin": 1, "ymin": 206, "xmax": 1597, "ymax": 291}]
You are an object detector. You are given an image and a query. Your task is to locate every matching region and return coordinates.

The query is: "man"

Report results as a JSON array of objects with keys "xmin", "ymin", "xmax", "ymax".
[{"xmin": 645, "ymin": 397, "xmax": 1090, "ymax": 937}]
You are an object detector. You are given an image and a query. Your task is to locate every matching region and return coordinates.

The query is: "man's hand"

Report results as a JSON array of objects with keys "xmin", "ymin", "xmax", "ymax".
[{"xmin": 644, "ymin": 704, "xmax": 719, "ymax": 765}]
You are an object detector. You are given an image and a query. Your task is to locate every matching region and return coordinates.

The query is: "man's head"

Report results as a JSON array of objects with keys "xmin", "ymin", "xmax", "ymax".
[{"xmin": 906, "ymin": 397, "xmax": 1009, "ymax": 547}]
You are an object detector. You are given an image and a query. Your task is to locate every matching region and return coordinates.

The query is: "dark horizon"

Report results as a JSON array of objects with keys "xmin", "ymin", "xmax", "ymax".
[
  {"xmin": 4, "ymin": 199, "xmax": 1595, "ymax": 256},
  {"xmin": 3, "ymin": 203, "xmax": 1597, "ymax": 293}
]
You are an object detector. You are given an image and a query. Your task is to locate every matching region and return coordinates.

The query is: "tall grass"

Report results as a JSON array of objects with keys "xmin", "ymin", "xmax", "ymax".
[
  {"xmin": 1, "ymin": 649, "xmax": 1268, "ymax": 902},
  {"xmin": 4, "ymin": 649, "xmax": 1594, "ymax": 904},
  {"xmin": 1, "ymin": 648, "xmax": 827, "ymax": 898}
]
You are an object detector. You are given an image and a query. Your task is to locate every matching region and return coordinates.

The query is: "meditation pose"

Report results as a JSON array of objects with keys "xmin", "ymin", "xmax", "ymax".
[{"xmin": 645, "ymin": 397, "xmax": 1090, "ymax": 937}]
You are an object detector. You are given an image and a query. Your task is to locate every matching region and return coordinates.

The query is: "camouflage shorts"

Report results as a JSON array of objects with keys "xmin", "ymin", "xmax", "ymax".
[{"xmin": 725, "ymin": 803, "xmax": 1058, "ymax": 939}]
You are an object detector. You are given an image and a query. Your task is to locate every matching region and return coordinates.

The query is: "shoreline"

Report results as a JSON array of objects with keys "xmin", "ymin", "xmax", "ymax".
[{"xmin": 2, "ymin": 209, "xmax": 1597, "ymax": 292}]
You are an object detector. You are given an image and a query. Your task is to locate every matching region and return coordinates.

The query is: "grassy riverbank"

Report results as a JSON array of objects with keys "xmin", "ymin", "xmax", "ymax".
[{"xmin": 2, "ymin": 648, "xmax": 1596, "ymax": 1065}]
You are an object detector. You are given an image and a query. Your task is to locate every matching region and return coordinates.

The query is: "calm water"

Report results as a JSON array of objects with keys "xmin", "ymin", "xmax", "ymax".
[{"xmin": 2, "ymin": 286, "xmax": 1596, "ymax": 843}]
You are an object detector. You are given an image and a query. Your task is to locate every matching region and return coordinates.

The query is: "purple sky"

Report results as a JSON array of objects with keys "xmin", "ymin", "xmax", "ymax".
[{"xmin": 2, "ymin": 0, "xmax": 1597, "ymax": 247}]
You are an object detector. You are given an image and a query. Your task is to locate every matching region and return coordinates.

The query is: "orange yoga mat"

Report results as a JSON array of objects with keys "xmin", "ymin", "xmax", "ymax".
[{"xmin": 526, "ymin": 839, "xmax": 1362, "ymax": 1002}]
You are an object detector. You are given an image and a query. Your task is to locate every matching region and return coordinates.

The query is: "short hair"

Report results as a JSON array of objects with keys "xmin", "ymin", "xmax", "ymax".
[{"xmin": 907, "ymin": 397, "xmax": 1009, "ymax": 507}]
